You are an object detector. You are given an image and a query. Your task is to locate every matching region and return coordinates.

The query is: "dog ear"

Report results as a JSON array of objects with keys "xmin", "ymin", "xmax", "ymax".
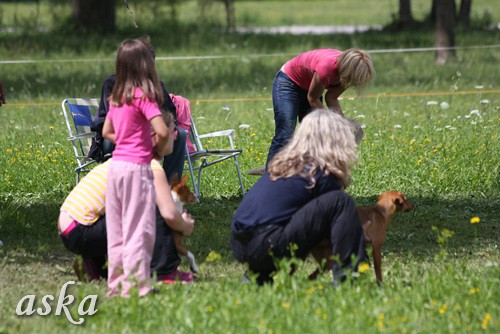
[{"xmin": 170, "ymin": 173, "xmax": 180, "ymax": 185}]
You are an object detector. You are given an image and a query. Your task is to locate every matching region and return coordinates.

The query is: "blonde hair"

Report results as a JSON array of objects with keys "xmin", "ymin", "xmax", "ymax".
[
  {"xmin": 337, "ymin": 48, "xmax": 375, "ymax": 93},
  {"xmin": 268, "ymin": 109, "xmax": 358, "ymax": 188}
]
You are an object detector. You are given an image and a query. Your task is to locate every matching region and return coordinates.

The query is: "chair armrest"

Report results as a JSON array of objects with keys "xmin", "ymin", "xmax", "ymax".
[
  {"xmin": 68, "ymin": 133, "xmax": 96, "ymax": 141},
  {"xmin": 197, "ymin": 129, "xmax": 235, "ymax": 139}
]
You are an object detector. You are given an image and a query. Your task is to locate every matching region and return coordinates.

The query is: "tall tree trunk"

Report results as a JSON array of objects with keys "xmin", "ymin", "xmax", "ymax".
[
  {"xmin": 399, "ymin": 0, "xmax": 414, "ymax": 25},
  {"xmin": 458, "ymin": 0, "xmax": 472, "ymax": 26},
  {"xmin": 435, "ymin": 0, "xmax": 456, "ymax": 65},
  {"xmin": 72, "ymin": 0, "xmax": 116, "ymax": 33},
  {"xmin": 222, "ymin": 0, "xmax": 236, "ymax": 31}
]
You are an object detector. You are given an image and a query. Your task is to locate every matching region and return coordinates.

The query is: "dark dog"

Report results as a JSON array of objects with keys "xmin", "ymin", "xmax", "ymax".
[{"xmin": 310, "ymin": 190, "xmax": 414, "ymax": 284}]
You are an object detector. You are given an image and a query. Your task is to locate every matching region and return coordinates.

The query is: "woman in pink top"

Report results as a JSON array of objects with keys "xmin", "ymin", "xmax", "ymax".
[
  {"xmin": 260, "ymin": 48, "xmax": 374, "ymax": 171},
  {"xmin": 102, "ymin": 39, "xmax": 169, "ymax": 297}
]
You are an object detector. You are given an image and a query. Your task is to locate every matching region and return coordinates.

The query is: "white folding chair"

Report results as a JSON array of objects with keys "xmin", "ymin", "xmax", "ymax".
[
  {"xmin": 61, "ymin": 98, "xmax": 100, "ymax": 184},
  {"xmin": 184, "ymin": 115, "xmax": 245, "ymax": 197}
]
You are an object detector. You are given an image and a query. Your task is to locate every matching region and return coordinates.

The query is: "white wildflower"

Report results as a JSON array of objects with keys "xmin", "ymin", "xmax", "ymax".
[
  {"xmin": 470, "ymin": 109, "xmax": 482, "ymax": 119},
  {"xmin": 354, "ymin": 115, "xmax": 365, "ymax": 119},
  {"xmin": 474, "ymin": 85, "xmax": 484, "ymax": 89},
  {"xmin": 222, "ymin": 106, "xmax": 230, "ymax": 111},
  {"xmin": 239, "ymin": 124, "xmax": 251, "ymax": 129},
  {"xmin": 479, "ymin": 99, "xmax": 490, "ymax": 105},
  {"xmin": 414, "ymin": 125, "xmax": 421, "ymax": 129},
  {"xmin": 426, "ymin": 101, "xmax": 438, "ymax": 106},
  {"xmin": 394, "ymin": 124, "xmax": 402, "ymax": 129},
  {"xmin": 440, "ymin": 102, "xmax": 449, "ymax": 110}
]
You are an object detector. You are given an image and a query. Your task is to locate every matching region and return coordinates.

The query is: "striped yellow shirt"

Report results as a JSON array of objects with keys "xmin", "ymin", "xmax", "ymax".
[{"xmin": 61, "ymin": 159, "xmax": 163, "ymax": 225}]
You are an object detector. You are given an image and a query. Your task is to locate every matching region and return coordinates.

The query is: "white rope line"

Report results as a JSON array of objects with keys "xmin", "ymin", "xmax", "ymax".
[{"xmin": 1, "ymin": 45, "xmax": 499, "ymax": 65}]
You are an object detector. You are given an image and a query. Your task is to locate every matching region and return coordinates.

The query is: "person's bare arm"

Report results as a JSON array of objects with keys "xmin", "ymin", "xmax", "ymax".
[
  {"xmin": 307, "ymin": 72, "xmax": 326, "ymax": 109},
  {"xmin": 150, "ymin": 116, "xmax": 169, "ymax": 158},
  {"xmin": 102, "ymin": 119, "xmax": 116, "ymax": 143},
  {"xmin": 325, "ymin": 85, "xmax": 346, "ymax": 116},
  {"xmin": 153, "ymin": 168, "xmax": 195, "ymax": 236}
]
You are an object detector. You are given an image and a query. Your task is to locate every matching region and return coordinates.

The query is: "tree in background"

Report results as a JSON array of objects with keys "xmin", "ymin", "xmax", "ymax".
[
  {"xmin": 198, "ymin": 0, "xmax": 236, "ymax": 31},
  {"xmin": 435, "ymin": 0, "xmax": 456, "ymax": 64},
  {"xmin": 398, "ymin": 0, "xmax": 415, "ymax": 27},
  {"xmin": 72, "ymin": 0, "xmax": 116, "ymax": 33},
  {"xmin": 457, "ymin": 0, "xmax": 472, "ymax": 25}
]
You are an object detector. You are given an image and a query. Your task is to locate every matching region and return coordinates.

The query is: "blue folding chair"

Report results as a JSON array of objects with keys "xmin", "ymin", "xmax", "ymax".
[{"xmin": 61, "ymin": 98, "xmax": 100, "ymax": 184}]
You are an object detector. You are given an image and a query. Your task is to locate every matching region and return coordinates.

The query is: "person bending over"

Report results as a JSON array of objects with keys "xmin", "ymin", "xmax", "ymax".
[{"xmin": 248, "ymin": 48, "xmax": 374, "ymax": 176}]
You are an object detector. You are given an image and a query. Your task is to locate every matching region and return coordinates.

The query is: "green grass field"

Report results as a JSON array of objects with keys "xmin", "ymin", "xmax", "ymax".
[{"xmin": 0, "ymin": 1, "xmax": 499, "ymax": 333}]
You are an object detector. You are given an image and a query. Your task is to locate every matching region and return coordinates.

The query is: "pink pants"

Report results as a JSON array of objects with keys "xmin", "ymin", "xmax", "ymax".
[{"xmin": 106, "ymin": 160, "xmax": 156, "ymax": 297}]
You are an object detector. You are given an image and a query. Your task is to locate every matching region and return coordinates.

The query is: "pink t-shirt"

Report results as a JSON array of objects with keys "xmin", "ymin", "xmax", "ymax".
[
  {"xmin": 107, "ymin": 87, "xmax": 162, "ymax": 164},
  {"xmin": 282, "ymin": 49, "xmax": 342, "ymax": 91}
]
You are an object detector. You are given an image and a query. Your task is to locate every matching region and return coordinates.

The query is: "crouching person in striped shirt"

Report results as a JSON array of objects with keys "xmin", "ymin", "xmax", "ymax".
[{"xmin": 57, "ymin": 111, "xmax": 195, "ymax": 283}]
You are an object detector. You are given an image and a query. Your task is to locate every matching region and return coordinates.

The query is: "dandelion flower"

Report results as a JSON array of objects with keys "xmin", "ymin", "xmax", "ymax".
[
  {"xmin": 205, "ymin": 250, "xmax": 222, "ymax": 262},
  {"xmin": 470, "ymin": 217, "xmax": 480, "ymax": 224},
  {"xmin": 481, "ymin": 313, "xmax": 491, "ymax": 329},
  {"xmin": 358, "ymin": 263, "xmax": 370, "ymax": 273},
  {"xmin": 440, "ymin": 102, "xmax": 449, "ymax": 110},
  {"xmin": 438, "ymin": 304, "xmax": 448, "ymax": 314},
  {"xmin": 468, "ymin": 288, "xmax": 480, "ymax": 294}
]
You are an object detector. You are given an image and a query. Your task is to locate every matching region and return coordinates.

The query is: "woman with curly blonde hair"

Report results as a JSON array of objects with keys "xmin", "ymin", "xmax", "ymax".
[{"xmin": 231, "ymin": 109, "xmax": 367, "ymax": 286}]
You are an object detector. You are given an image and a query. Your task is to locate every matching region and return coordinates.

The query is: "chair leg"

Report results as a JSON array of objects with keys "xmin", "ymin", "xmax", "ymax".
[
  {"xmin": 185, "ymin": 154, "xmax": 199, "ymax": 197},
  {"xmin": 196, "ymin": 167, "xmax": 203, "ymax": 198},
  {"xmin": 233, "ymin": 155, "xmax": 245, "ymax": 196}
]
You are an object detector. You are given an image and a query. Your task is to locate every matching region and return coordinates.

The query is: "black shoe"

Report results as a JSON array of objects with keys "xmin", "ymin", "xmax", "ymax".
[{"xmin": 248, "ymin": 166, "xmax": 265, "ymax": 176}]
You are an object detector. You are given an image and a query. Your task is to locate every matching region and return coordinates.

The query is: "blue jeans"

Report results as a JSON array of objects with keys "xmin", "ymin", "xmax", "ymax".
[{"xmin": 267, "ymin": 71, "xmax": 312, "ymax": 165}]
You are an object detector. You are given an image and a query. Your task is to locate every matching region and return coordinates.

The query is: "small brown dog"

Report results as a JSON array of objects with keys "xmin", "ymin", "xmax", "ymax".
[
  {"xmin": 171, "ymin": 174, "xmax": 199, "ymax": 273},
  {"xmin": 310, "ymin": 190, "xmax": 414, "ymax": 284}
]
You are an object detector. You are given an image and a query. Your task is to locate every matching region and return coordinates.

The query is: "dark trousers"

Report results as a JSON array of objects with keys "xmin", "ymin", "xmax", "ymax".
[
  {"xmin": 150, "ymin": 209, "xmax": 181, "ymax": 276},
  {"xmin": 163, "ymin": 128, "xmax": 187, "ymax": 182},
  {"xmin": 231, "ymin": 190, "xmax": 367, "ymax": 284},
  {"xmin": 61, "ymin": 208, "xmax": 180, "ymax": 278},
  {"xmin": 60, "ymin": 217, "xmax": 108, "ymax": 278}
]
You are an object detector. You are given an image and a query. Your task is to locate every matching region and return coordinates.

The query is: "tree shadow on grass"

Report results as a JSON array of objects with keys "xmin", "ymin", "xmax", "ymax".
[{"xmin": 0, "ymin": 197, "xmax": 68, "ymax": 264}]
